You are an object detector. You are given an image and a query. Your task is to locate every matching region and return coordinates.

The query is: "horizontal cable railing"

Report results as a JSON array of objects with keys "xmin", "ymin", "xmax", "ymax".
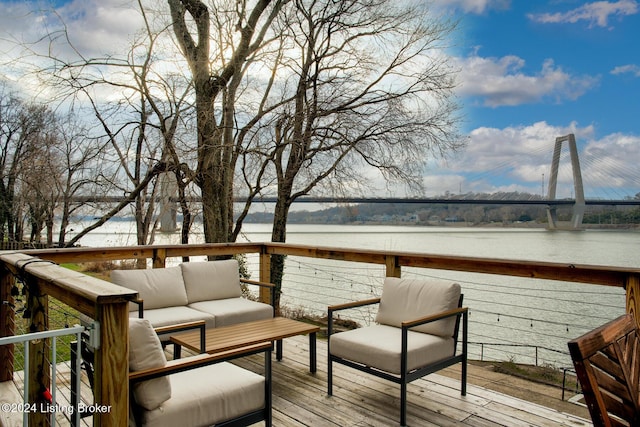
[{"xmin": 239, "ymin": 254, "xmax": 626, "ymax": 369}]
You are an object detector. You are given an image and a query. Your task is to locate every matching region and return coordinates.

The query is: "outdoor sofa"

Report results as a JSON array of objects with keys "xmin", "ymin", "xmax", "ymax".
[{"xmin": 110, "ymin": 259, "xmax": 275, "ymax": 333}]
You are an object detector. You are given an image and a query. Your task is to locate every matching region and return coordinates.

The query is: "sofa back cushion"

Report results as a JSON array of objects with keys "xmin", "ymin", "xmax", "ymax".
[
  {"xmin": 181, "ymin": 260, "xmax": 242, "ymax": 303},
  {"xmin": 111, "ymin": 266, "xmax": 188, "ymax": 311},
  {"xmin": 375, "ymin": 277, "xmax": 461, "ymax": 337},
  {"xmin": 129, "ymin": 318, "xmax": 172, "ymax": 410}
]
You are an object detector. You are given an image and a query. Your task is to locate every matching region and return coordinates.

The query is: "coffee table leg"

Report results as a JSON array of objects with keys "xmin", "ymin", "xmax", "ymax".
[
  {"xmin": 276, "ymin": 339, "xmax": 283, "ymax": 361},
  {"xmin": 173, "ymin": 343, "xmax": 182, "ymax": 360},
  {"xmin": 309, "ymin": 332, "xmax": 317, "ymax": 373}
]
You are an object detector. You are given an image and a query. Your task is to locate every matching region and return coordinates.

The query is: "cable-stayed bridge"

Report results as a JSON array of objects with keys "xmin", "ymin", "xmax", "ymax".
[{"xmin": 85, "ymin": 134, "xmax": 638, "ymax": 231}]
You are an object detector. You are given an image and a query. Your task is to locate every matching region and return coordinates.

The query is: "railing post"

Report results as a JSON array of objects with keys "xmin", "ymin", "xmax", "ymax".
[
  {"xmin": 385, "ymin": 255, "xmax": 401, "ymax": 278},
  {"xmin": 94, "ymin": 301, "xmax": 129, "ymax": 426},
  {"xmin": 26, "ymin": 276, "xmax": 50, "ymax": 427},
  {"xmin": 152, "ymin": 248, "xmax": 167, "ymax": 269},
  {"xmin": 625, "ymin": 273, "xmax": 640, "ymax": 328},
  {"xmin": 0, "ymin": 264, "xmax": 14, "ymax": 382},
  {"xmin": 259, "ymin": 246, "xmax": 272, "ymax": 304}
]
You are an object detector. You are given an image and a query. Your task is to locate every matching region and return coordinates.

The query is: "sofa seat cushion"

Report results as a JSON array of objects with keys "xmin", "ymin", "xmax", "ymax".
[
  {"xmin": 376, "ymin": 278, "xmax": 461, "ymax": 337},
  {"xmin": 111, "ymin": 266, "xmax": 188, "ymax": 311},
  {"xmin": 188, "ymin": 298, "xmax": 273, "ymax": 327},
  {"xmin": 131, "ymin": 306, "xmax": 216, "ymax": 330},
  {"xmin": 330, "ymin": 324, "xmax": 455, "ymax": 375},
  {"xmin": 138, "ymin": 361, "xmax": 265, "ymax": 427},
  {"xmin": 181, "ymin": 260, "xmax": 242, "ymax": 303}
]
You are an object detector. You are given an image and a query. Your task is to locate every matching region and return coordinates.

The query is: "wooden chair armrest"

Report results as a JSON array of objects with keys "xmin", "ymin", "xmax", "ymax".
[
  {"xmin": 130, "ymin": 342, "xmax": 272, "ymax": 383},
  {"xmin": 154, "ymin": 320, "xmax": 206, "ymax": 353},
  {"xmin": 327, "ymin": 298, "xmax": 381, "ymax": 337},
  {"xmin": 154, "ymin": 320, "xmax": 206, "ymax": 335},
  {"xmin": 328, "ymin": 298, "xmax": 381, "ymax": 313},
  {"xmin": 402, "ymin": 307, "xmax": 468, "ymax": 329}
]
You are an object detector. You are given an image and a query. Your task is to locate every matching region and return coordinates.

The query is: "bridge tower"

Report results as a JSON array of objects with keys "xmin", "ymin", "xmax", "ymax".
[
  {"xmin": 546, "ymin": 134, "xmax": 585, "ymax": 230},
  {"xmin": 159, "ymin": 172, "xmax": 178, "ymax": 232}
]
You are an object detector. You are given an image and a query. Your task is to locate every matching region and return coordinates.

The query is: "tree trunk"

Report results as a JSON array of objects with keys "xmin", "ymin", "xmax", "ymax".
[{"xmin": 270, "ymin": 184, "xmax": 293, "ymax": 314}]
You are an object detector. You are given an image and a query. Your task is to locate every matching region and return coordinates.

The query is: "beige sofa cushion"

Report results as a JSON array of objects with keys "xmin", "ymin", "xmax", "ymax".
[
  {"xmin": 138, "ymin": 361, "xmax": 265, "ymax": 427},
  {"xmin": 111, "ymin": 267, "xmax": 188, "ymax": 311},
  {"xmin": 128, "ymin": 318, "xmax": 172, "ymax": 410},
  {"xmin": 330, "ymin": 324, "xmax": 454, "ymax": 374},
  {"xmin": 375, "ymin": 278, "xmax": 461, "ymax": 337},
  {"xmin": 188, "ymin": 298, "xmax": 273, "ymax": 327},
  {"xmin": 181, "ymin": 260, "xmax": 242, "ymax": 303}
]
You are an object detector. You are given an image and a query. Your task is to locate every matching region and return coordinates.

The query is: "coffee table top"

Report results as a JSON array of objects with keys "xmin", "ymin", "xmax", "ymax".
[{"xmin": 170, "ymin": 316, "xmax": 319, "ymax": 355}]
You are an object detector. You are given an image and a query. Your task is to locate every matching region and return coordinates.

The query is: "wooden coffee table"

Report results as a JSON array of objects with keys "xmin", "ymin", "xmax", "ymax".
[{"xmin": 170, "ymin": 317, "xmax": 320, "ymax": 373}]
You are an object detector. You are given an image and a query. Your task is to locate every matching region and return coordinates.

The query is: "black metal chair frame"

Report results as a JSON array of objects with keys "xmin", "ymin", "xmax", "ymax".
[{"xmin": 327, "ymin": 294, "xmax": 467, "ymax": 426}]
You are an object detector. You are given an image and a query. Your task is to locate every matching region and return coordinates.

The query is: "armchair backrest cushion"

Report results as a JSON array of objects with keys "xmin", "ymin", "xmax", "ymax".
[
  {"xmin": 181, "ymin": 260, "xmax": 242, "ymax": 303},
  {"xmin": 376, "ymin": 278, "xmax": 461, "ymax": 337},
  {"xmin": 111, "ymin": 266, "xmax": 188, "ymax": 311},
  {"xmin": 129, "ymin": 318, "xmax": 172, "ymax": 410}
]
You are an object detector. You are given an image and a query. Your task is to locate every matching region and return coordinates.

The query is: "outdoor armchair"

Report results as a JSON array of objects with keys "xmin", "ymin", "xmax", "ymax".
[
  {"xmin": 568, "ymin": 313, "xmax": 640, "ymax": 427},
  {"xmin": 128, "ymin": 317, "xmax": 272, "ymax": 427},
  {"xmin": 327, "ymin": 277, "xmax": 468, "ymax": 426}
]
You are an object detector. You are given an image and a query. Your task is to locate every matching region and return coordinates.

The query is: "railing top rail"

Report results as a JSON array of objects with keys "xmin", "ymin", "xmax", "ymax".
[
  {"xmin": 19, "ymin": 242, "xmax": 639, "ymax": 288},
  {"xmin": 0, "ymin": 251, "xmax": 138, "ymax": 317}
]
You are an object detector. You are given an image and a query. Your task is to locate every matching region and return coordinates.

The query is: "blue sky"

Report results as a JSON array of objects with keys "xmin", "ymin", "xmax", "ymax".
[
  {"xmin": 0, "ymin": 0, "xmax": 638, "ymax": 199},
  {"xmin": 452, "ymin": 0, "xmax": 638, "ymax": 135},
  {"xmin": 431, "ymin": 0, "xmax": 640, "ymax": 199}
]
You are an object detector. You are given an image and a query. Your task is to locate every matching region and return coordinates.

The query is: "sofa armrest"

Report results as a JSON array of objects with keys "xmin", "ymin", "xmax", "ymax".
[
  {"xmin": 131, "ymin": 298, "xmax": 144, "ymax": 318},
  {"xmin": 240, "ymin": 278, "xmax": 276, "ymax": 310},
  {"xmin": 129, "ymin": 342, "xmax": 272, "ymax": 383}
]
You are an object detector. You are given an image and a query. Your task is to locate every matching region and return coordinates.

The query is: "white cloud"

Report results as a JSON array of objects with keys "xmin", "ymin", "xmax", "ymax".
[
  {"xmin": 527, "ymin": 0, "xmax": 639, "ymax": 28},
  {"xmin": 611, "ymin": 64, "xmax": 640, "ymax": 77},
  {"xmin": 432, "ymin": 122, "xmax": 640, "ymax": 199},
  {"xmin": 455, "ymin": 52, "xmax": 599, "ymax": 107},
  {"xmin": 431, "ymin": 0, "xmax": 511, "ymax": 14}
]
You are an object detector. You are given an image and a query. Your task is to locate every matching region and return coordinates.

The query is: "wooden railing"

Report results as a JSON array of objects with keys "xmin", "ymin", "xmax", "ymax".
[{"xmin": 1, "ymin": 242, "xmax": 639, "ymax": 426}]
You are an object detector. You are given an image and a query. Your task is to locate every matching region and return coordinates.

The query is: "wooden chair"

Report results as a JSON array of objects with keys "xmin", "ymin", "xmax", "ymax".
[
  {"xmin": 568, "ymin": 314, "xmax": 640, "ymax": 427},
  {"xmin": 327, "ymin": 277, "xmax": 468, "ymax": 426}
]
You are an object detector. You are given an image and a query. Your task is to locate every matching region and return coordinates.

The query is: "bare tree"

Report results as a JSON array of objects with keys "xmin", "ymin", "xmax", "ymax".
[
  {"xmin": 235, "ymin": 0, "xmax": 465, "ymax": 308},
  {"xmin": 168, "ymin": 0, "xmax": 287, "ymax": 244},
  {"xmin": 26, "ymin": 4, "xmax": 196, "ymax": 248},
  {"xmin": 0, "ymin": 87, "xmax": 59, "ymax": 244}
]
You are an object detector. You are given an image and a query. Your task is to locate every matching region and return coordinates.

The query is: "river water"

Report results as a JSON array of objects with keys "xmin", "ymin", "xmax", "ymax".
[{"xmin": 76, "ymin": 222, "xmax": 638, "ymax": 367}]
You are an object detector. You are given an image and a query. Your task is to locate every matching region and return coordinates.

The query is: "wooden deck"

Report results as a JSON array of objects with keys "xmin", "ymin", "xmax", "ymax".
[
  {"xmin": 1, "ymin": 334, "xmax": 592, "ymax": 427},
  {"xmin": 237, "ymin": 335, "xmax": 592, "ymax": 427}
]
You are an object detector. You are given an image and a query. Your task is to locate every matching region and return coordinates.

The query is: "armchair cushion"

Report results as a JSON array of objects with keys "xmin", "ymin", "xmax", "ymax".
[
  {"xmin": 181, "ymin": 260, "xmax": 242, "ymax": 303},
  {"xmin": 138, "ymin": 362, "xmax": 265, "ymax": 427},
  {"xmin": 112, "ymin": 267, "xmax": 188, "ymax": 311},
  {"xmin": 128, "ymin": 318, "xmax": 172, "ymax": 410},
  {"xmin": 376, "ymin": 278, "xmax": 461, "ymax": 336},
  {"xmin": 330, "ymin": 324, "xmax": 455, "ymax": 374}
]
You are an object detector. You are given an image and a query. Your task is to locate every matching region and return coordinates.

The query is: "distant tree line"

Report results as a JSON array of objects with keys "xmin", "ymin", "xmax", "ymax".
[{"xmin": 244, "ymin": 195, "xmax": 640, "ymax": 226}]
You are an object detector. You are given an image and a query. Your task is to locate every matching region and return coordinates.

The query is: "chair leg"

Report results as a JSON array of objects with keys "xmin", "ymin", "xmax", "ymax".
[
  {"xmin": 327, "ymin": 356, "xmax": 333, "ymax": 395},
  {"xmin": 400, "ymin": 381, "xmax": 407, "ymax": 426},
  {"xmin": 461, "ymin": 358, "xmax": 467, "ymax": 396}
]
